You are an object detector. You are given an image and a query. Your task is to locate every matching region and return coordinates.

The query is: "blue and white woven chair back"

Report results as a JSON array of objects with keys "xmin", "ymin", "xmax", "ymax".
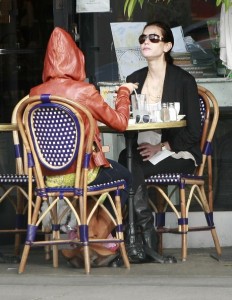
[
  {"xmin": 198, "ymin": 92, "xmax": 210, "ymax": 152},
  {"xmin": 199, "ymin": 95, "xmax": 206, "ymax": 129},
  {"xmin": 28, "ymin": 103, "xmax": 81, "ymax": 172}
]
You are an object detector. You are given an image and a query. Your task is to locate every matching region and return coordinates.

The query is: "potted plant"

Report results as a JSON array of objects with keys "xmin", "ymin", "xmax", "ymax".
[{"xmin": 123, "ymin": 0, "xmax": 232, "ymax": 19}]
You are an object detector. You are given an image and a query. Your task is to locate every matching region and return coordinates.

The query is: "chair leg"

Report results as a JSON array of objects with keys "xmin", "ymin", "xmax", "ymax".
[
  {"xmin": 52, "ymin": 244, "xmax": 59, "ymax": 268},
  {"xmin": 181, "ymin": 233, "xmax": 187, "ymax": 262},
  {"xmin": 83, "ymin": 245, "xmax": 90, "ymax": 274},
  {"xmin": 51, "ymin": 225, "xmax": 60, "ymax": 268},
  {"xmin": 15, "ymin": 188, "xmax": 26, "ymax": 255},
  {"xmin": 180, "ymin": 183, "xmax": 188, "ymax": 262},
  {"xmin": 211, "ymin": 228, "xmax": 222, "ymax": 256},
  {"xmin": 199, "ymin": 186, "xmax": 222, "ymax": 256},
  {"xmin": 157, "ymin": 232, "xmax": 163, "ymax": 255},
  {"xmin": 44, "ymin": 232, "xmax": 51, "ymax": 260},
  {"xmin": 14, "ymin": 232, "xmax": 21, "ymax": 256},
  {"xmin": 115, "ymin": 193, "xmax": 130, "ymax": 268},
  {"xmin": 148, "ymin": 186, "xmax": 167, "ymax": 255},
  {"xmin": 51, "ymin": 202, "xmax": 60, "ymax": 268},
  {"xmin": 18, "ymin": 244, "xmax": 30, "ymax": 274},
  {"xmin": 119, "ymin": 242, "xmax": 130, "ymax": 269}
]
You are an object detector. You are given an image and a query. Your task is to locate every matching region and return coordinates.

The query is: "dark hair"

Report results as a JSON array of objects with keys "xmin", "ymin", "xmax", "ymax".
[{"xmin": 143, "ymin": 21, "xmax": 174, "ymax": 64}]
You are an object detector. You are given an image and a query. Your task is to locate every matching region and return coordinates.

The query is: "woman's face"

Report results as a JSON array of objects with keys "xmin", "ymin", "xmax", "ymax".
[{"xmin": 140, "ymin": 25, "xmax": 172, "ymax": 61}]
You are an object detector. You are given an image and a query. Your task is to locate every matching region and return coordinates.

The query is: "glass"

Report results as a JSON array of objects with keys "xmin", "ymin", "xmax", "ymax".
[
  {"xmin": 146, "ymin": 102, "xmax": 162, "ymax": 122},
  {"xmin": 138, "ymin": 33, "xmax": 164, "ymax": 44},
  {"xmin": 161, "ymin": 103, "xmax": 170, "ymax": 122},
  {"xmin": 174, "ymin": 102, "xmax": 180, "ymax": 115},
  {"xmin": 168, "ymin": 103, "xmax": 177, "ymax": 121},
  {"xmin": 153, "ymin": 110, "xmax": 162, "ymax": 122},
  {"xmin": 131, "ymin": 94, "xmax": 147, "ymax": 119}
]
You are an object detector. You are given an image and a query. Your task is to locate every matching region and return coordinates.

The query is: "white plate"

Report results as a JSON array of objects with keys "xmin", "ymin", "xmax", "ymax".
[{"xmin": 177, "ymin": 114, "xmax": 186, "ymax": 121}]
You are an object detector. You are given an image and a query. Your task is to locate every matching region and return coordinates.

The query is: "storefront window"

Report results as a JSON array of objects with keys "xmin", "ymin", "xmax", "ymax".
[
  {"xmin": 75, "ymin": 0, "xmax": 225, "ymax": 85},
  {"xmin": 0, "ymin": 0, "xmax": 54, "ymax": 122},
  {"xmin": 0, "ymin": 0, "xmax": 225, "ymax": 122}
]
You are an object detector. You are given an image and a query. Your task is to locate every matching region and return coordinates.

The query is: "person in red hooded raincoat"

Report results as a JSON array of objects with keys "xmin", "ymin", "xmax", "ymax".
[{"xmin": 30, "ymin": 27, "xmax": 138, "ymax": 267}]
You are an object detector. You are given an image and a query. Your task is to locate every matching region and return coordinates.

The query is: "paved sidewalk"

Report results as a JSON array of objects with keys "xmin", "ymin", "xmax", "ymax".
[{"xmin": 0, "ymin": 246, "xmax": 232, "ymax": 300}]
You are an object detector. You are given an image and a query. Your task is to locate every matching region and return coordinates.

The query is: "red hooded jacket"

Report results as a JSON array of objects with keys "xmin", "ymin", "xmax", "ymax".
[{"xmin": 30, "ymin": 27, "xmax": 131, "ymax": 175}]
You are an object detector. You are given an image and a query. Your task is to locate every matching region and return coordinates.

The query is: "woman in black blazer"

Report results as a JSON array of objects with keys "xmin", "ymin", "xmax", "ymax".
[{"xmin": 119, "ymin": 21, "xmax": 201, "ymax": 264}]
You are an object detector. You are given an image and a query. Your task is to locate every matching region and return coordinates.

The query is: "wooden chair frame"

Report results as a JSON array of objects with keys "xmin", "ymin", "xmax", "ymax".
[
  {"xmin": 16, "ymin": 94, "xmax": 129, "ymax": 274},
  {"xmin": 145, "ymin": 85, "xmax": 222, "ymax": 261},
  {"xmin": 0, "ymin": 95, "xmax": 33, "ymax": 255}
]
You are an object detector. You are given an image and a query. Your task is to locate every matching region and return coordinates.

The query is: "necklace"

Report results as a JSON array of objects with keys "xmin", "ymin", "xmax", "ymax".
[{"xmin": 145, "ymin": 72, "xmax": 164, "ymax": 103}]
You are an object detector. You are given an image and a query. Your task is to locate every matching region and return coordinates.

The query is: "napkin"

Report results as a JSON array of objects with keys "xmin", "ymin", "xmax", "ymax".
[{"xmin": 137, "ymin": 131, "xmax": 174, "ymax": 165}]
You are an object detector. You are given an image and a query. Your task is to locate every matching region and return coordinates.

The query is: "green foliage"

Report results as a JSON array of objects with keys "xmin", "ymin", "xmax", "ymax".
[
  {"xmin": 123, "ymin": 0, "xmax": 145, "ymax": 19},
  {"xmin": 216, "ymin": 0, "xmax": 232, "ymax": 11},
  {"xmin": 123, "ymin": 0, "xmax": 232, "ymax": 19}
]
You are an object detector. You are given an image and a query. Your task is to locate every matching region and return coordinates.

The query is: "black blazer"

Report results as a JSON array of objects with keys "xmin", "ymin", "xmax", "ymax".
[{"xmin": 126, "ymin": 64, "xmax": 202, "ymax": 165}]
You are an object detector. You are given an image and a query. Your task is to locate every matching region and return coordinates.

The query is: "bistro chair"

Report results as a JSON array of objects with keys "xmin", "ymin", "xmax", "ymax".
[
  {"xmin": 145, "ymin": 85, "xmax": 222, "ymax": 261},
  {"xmin": 0, "ymin": 95, "xmax": 35, "ymax": 255},
  {"xmin": 16, "ymin": 94, "xmax": 129, "ymax": 274}
]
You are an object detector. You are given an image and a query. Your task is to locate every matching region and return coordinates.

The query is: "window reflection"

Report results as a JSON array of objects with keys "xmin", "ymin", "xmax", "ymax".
[
  {"xmin": 0, "ymin": 0, "xmax": 53, "ymax": 122},
  {"xmin": 83, "ymin": 0, "xmax": 222, "ymax": 85}
]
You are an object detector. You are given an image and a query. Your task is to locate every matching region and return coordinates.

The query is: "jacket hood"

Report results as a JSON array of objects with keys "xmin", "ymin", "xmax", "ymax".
[{"xmin": 42, "ymin": 27, "xmax": 86, "ymax": 82}]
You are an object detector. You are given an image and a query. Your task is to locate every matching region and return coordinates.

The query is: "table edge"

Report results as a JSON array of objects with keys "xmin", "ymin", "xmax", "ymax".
[
  {"xmin": 0, "ymin": 123, "xmax": 18, "ymax": 131},
  {"xmin": 99, "ymin": 120, "xmax": 186, "ymax": 133}
]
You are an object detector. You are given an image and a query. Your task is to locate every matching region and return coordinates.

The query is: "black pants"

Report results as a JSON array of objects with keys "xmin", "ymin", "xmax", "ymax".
[
  {"xmin": 118, "ymin": 144, "xmax": 196, "ymax": 195},
  {"xmin": 91, "ymin": 159, "xmax": 132, "ymax": 212}
]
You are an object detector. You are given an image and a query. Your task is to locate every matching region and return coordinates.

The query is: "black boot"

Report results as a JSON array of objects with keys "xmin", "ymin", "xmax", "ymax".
[
  {"xmin": 134, "ymin": 185, "xmax": 177, "ymax": 264},
  {"xmin": 132, "ymin": 185, "xmax": 162, "ymax": 262},
  {"xmin": 142, "ymin": 227, "xmax": 165, "ymax": 263}
]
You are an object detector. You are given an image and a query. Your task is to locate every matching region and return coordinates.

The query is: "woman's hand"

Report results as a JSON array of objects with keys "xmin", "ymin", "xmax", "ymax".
[
  {"xmin": 137, "ymin": 143, "xmax": 161, "ymax": 161},
  {"xmin": 116, "ymin": 82, "xmax": 138, "ymax": 94}
]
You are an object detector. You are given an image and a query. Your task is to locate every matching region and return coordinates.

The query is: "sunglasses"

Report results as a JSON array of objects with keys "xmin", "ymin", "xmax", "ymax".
[
  {"xmin": 136, "ymin": 114, "xmax": 150, "ymax": 124},
  {"xmin": 138, "ymin": 33, "xmax": 164, "ymax": 44}
]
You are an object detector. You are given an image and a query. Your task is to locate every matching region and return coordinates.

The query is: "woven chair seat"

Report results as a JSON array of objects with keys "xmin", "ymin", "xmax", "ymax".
[
  {"xmin": 36, "ymin": 180, "xmax": 126, "ymax": 198},
  {"xmin": 0, "ymin": 174, "xmax": 35, "ymax": 184},
  {"xmin": 145, "ymin": 173, "xmax": 204, "ymax": 185},
  {"xmin": 87, "ymin": 179, "xmax": 126, "ymax": 192}
]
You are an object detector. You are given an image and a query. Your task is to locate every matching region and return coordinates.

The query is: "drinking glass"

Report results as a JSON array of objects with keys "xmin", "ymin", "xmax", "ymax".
[
  {"xmin": 153, "ymin": 110, "xmax": 162, "ymax": 122},
  {"xmin": 131, "ymin": 94, "xmax": 147, "ymax": 119},
  {"xmin": 174, "ymin": 102, "xmax": 180, "ymax": 115},
  {"xmin": 168, "ymin": 102, "xmax": 177, "ymax": 121},
  {"xmin": 161, "ymin": 103, "xmax": 170, "ymax": 122}
]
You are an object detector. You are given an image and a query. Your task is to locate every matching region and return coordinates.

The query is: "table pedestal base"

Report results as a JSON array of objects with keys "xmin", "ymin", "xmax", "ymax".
[{"xmin": 125, "ymin": 222, "xmax": 146, "ymax": 262}]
